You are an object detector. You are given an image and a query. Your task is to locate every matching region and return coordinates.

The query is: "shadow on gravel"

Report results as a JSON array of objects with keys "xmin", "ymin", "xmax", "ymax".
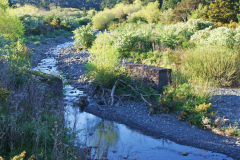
[{"xmin": 212, "ymin": 94, "xmax": 240, "ymax": 127}]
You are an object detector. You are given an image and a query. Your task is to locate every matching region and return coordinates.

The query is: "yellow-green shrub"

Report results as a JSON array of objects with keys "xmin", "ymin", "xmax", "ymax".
[
  {"xmin": 111, "ymin": 2, "xmax": 141, "ymax": 19},
  {"xmin": 0, "ymin": 8, "xmax": 24, "ymax": 40},
  {"xmin": 0, "ymin": 0, "xmax": 8, "ymax": 10},
  {"xmin": 131, "ymin": 1, "xmax": 161, "ymax": 23},
  {"xmin": 73, "ymin": 24, "xmax": 96, "ymax": 49},
  {"xmin": 92, "ymin": 10, "xmax": 115, "ymax": 30},
  {"xmin": 158, "ymin": 9, "xmax": 175, "ymax": 24},
  {"xmin": 87, "ymin": 33, "xmax": 122, "ymax": 87}
]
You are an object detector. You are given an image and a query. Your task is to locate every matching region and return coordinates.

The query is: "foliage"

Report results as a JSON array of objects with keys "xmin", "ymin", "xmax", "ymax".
[
  {"xmin": 92, "ymin": 9, "xmax": 115, "ymax": 30},
  {"xmin": 10, "ymin": 5, "xmax": 87, "ymax": 35},
  {"xmin": 132, "ymin": 1, "xmax": 161, "ymax": 23},
  {"xmin": 182, "ymin": 46, "xmax": 240, "ymax": 86},
  {"xmin": 87, "ymin": 32, "xmax": 123, "ymax": 87},
  {"xmin": 0, "ymin": 0, "xmax": 9, "ymax": 10},
  {"xmin": 191, "ymin": 26, "xmax": 239, "ymax": 47},
  {"xmin": 111, "ymin": 2, "xmax": 142, "ymax": 19},
  {"xmin": 190, "ymin": 4, "xmax": 208, "ymax": 19},
  {"xmin": 206, "ymin": 0, "xmax": 239, "ymax": 23},
  {"xmin": 20, "ymin": 15, "xmax": 47, "ymax": 35},
  {"xmin": 158, "ymin": 83, "xmax": 211, "ymax": 127},
  {"xmin": 128, "ymin": 16, "xmax": 148, "ymax": 23},
  {"xmin": 173, "ymin": 0, "xmax": 204, "ymax": 22},
  {"xmin": 161, "ymin": 0, "xmax": 180, "ymax": 9},
  {"xmin": 0, "ymin": 90, "xmax": 76, "ymax": 159},
  {"xmin": 77, "ymin": 17, "xmax": 92, "ymax": 26},
  {"xmin": 0, "ymin": 84, "xmax": 11, "ymax": 103},
  {"xmin": 159, "ymin": 18, "xmax": 213, "ymax": 48},
  {"xmin": 158, "ymin": 9, "xmax": 175, "ymax": 24},
  {"xmin": 111, "ymin": 23, "xmax": 157, "ymax": 60},
  {"xmin": 0, "ymin": 8, "xmax": 25, "ymax": 40},
  {"xmin": 73, "ymin": 24, "xmax": 96, "ymax": 49}
]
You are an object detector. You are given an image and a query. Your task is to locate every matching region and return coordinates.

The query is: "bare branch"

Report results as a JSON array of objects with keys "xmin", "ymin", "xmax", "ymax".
[{"xmin": 110, "ymin": 80, "xmax": 119, "ymax": 106}]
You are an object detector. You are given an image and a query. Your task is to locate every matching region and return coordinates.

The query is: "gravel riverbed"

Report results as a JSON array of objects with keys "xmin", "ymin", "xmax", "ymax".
[{"xmin": 31, "ymin": 41, "xmax": 240, "ymax": 159}]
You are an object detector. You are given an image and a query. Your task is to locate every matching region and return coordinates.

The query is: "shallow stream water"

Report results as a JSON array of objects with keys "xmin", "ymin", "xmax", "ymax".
[{"xmin": 34, "ymin": 42, "xmax": 232, "ymax": 160}]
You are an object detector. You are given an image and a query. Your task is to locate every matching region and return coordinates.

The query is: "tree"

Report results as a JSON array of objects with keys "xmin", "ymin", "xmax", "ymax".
[
  {"xmin": 162, "ymin": 0, "xmax": 180, "ymax": 9},
  {"xmin": 122, "ymin": 0, "xmax": 134, "ymax": 4},
  {"xmin": 206, "ymin": 0, "xmax": 239, "ymax": 23},
  {"xmin": 173, "ymin": 0, "xmax": 205, "ymax": 22}
]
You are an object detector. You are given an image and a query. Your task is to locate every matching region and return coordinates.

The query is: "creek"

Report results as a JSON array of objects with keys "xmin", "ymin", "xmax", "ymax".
[{"xmin": 33, "ymin": 42, "xmax": 232, "ymax": 160}]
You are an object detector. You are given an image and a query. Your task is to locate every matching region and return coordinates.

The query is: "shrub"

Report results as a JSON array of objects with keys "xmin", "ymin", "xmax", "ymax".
[
  {"xmin": 234, "ymin": 26, "xmax": 240, "ymax": 44},
  {"xmin": 111, "ymin": 2, "xmax": 141, "ymax": 19},
  {"xmin": 73, "ymin": 25, "xmax": 96, "ymax": 49},
  {"xmin": 92, "ymin": 10, "xmax": 115, "ymax": 30},
  {"xmin": 191, "ymin": 26, "xmax": 237, "ymax": 47},
  {"xmin": 158, "ymin": 19, "xmax": 213, "ymax": 48},
  {"xmin": 20, "ymin": 15, "xmax": 47, "ymax": 35},
  {"xmin": 173, "ymin": 0, "xmax": 203, "ymax": 22},
  {"xmin": 133, "ymin": 1, "xmax": 161, "ymax": 23},
  {"xmin": 0, "ymin": 0, "xmax": 9, "ymax": 10},
  {"xmin": 60, "ymin": 18, "xmax": 80, "ymax": 30},
  {"xmin": 128, "ymin": 15, "xmax": 148, "ymax": 23},
  {"xmin": 158, "ymin": 83, "xmax": 211, "ymax": 128},
  {"xmin": 182, "ymin": 46, "xmax": 240, "ymax": 86},
  {"xmin": 0, "ymin": 84, "xmax": 11, "ymax": 103},
  {"xmin": 112, "ymin": 23, "xmax": 156, "ymax": 59},
  {"xmin": 77, "ymin": 17, "xmax": 92, "ymax": 26},
  {"xmin": 10, "ymin": 5, "xmax": 83, "ymax": 33},
  {"xmin": 87, "ymin": 32, "xmax": 122, "ymax": 87},
  {"xmin": 190, "ymin": 4, "xmax": 208, "ymax": 19},
  {"xmin": 158, "ymin": 9, "xmax": 175, "ymax": 24},
  {"xmin": 162, "ymin": 0, "xmax": 179, "ymax": 9},
  {"xmin": 0, "ymin": 8, "xmax": 25, "ymax": 40},
  {"xmin": 206, "ymin": 0, "xmax": 239, "ymax": 23}
]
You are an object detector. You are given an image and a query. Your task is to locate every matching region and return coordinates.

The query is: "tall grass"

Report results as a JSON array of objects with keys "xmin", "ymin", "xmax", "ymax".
[{"xmin": 182, "ymin": 45, "xmax": 240, "ymax": 87}]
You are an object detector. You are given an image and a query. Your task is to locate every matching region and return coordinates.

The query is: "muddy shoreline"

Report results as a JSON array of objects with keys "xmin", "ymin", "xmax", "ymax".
[{"xmin": 30, "ymin": 39, "xmax": 240, "ymax": 159}]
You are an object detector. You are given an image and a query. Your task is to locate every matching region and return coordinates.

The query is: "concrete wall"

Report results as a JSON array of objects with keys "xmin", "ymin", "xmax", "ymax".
[{"xmin": 125, "ymin": 63, "xmax": 171, "ymax": 91}]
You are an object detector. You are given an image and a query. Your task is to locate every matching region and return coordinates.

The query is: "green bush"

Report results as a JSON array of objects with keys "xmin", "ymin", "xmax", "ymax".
[
  {"xmin": 77, "ymin": 17, "xmax": 92, "ymax": 26},
  {"xmin": 190, "ymin": 26, "xmax": 239, "ymax": 48},
  {"xmin": 111, "ymin": 23, "xmax": 158, "ymax": 59},
  {"xmin": 0, "ymin": 84, "xmax": 11, "ymax": 103},
  {"xmin": 158, "ymin": 83, "xmax": 211, "ymax": 128},
  {"xmin": 182, "ymin": 46, "xmax": 240, "ymax": 87},
  {"xmin": 20, "ymin": 15, "xmax": 48, "ymax": 35},
  {"xmin": 92, "ymin": 10, "xmax": 115, "ymax": 30},
  {"xmin": 206, "ymin": 0, "xmax": 239, "ymax": 23},
  {"xmin": 0, "ymin": 8, "xmax": 25, "ymax": 40},
  {"xmin": 0, "ymin": 0, "xmax": 9, "ymax": 10},
  {"xmin": 73, "ymin": 25, "xmax": 96, "ymax": 49},
  {"xmin": 132, "ymin": 1, "xmax": 161, "ymax": 23},
  {"xmin": 111, "ymin": 2, "xmax": 142, "ymax": 19},
  {"xmin": 128, "ymin": 16, "xmax": 148, "ymax": 23},
  {"xmin": 158, "ymin": 9, "xmax": 175, "ymax": 24},
  {"xmin": 10, "ymin": 5, "xmax": 84, "ymax": 35},
  {"xmin": 87, "ymin": 32, "xmax": 123, "ymax": 87}
]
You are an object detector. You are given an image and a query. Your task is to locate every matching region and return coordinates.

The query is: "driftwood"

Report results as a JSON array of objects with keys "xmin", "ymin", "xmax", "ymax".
[
  {"xmin": 93, "ymin": 79, "xmax": 157, "ymax": 107},
  {"xmin": 110, "ymin": 80, "xmax": 119, "ymax": 106},
  {"xmin": 119, "ymin": 79, "xmax": 152, "ymax": 106}
]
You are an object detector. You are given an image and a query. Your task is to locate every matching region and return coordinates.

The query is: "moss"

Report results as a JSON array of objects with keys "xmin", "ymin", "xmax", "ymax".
[{"xmin": 0, "ymin": 85, "xmax": 11, "ymax": 102}]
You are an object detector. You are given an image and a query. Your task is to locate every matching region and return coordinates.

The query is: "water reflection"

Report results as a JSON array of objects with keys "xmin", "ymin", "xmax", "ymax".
[
  {"xmin": 88, "ymin": 120, "xmax": 119, "ymax": 159},
  {"xmin": 66, "ymin": 105, "xmax": 232, "ymax": 160}
]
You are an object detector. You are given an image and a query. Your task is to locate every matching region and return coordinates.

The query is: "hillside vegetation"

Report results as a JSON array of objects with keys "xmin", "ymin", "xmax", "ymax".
[{"xmin": 0, "ymin": 0, "xmax": 240, "ymax": 158}]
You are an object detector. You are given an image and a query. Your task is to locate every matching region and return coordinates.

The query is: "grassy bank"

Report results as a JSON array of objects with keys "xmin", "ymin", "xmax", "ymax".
[{"xmin": 0, "ymin": 1, "xmax": 82, "ymax": 159}]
